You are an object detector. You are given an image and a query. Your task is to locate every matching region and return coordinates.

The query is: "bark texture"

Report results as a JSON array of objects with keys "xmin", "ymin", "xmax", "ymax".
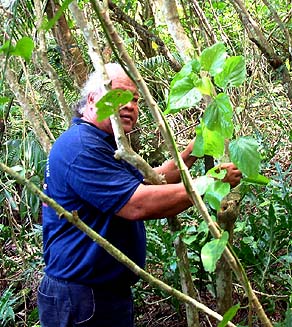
[
  {"xmin": 45, "ymin": 0, "xmax": 88, "ymax": 88},
  {"xmin": 216, "ymin": 191, "xmax": 241, "ymax": 315}
]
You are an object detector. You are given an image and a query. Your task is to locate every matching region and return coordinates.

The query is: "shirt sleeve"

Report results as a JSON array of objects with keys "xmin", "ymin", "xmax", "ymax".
[{"xmin": 66, "ymin": 144, "xmax": 143, "ymax": 214}]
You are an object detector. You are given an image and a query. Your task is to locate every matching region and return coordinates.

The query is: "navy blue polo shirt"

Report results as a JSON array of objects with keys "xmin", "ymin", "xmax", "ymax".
[{"xmin": 42, "ymin": 117, "xmax": 146, "ymax": 288}]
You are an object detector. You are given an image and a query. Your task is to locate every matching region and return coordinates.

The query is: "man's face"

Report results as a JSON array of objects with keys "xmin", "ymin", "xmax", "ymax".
[{"xmin": 95, "ymin": 72, "xmax": 139, "ymax": 135}]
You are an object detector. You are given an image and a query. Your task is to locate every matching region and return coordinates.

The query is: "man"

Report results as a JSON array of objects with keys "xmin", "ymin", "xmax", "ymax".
[{"xmin": 38, "ymin": 63, "xmax": 241, "ymax": 327}]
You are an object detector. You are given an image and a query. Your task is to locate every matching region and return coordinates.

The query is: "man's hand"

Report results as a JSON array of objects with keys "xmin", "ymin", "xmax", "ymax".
[{"xmin": 221, "ymin": 163, "xmax": 242, "ymax": 187}]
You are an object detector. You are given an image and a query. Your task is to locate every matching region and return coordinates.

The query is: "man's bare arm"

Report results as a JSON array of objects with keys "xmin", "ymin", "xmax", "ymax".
[{"xmin": 116, "ymin": 183, "xmax": 192, "ymax": 221}]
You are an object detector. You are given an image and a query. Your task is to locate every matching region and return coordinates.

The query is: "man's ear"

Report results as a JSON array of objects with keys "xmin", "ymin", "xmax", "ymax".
[{"xmin": 87, "ymin": 92, "xmax": 96, "ymax": 105}]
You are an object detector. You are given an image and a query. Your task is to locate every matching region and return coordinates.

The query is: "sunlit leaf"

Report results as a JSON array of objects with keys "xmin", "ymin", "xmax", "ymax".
[
  {"xmin": 192, "ymin": 122, "xmax": 225, "ymax": 158},
  {"xmin": 182, "ymin": 235, "xmax": 197, "ymax": 245},
  {"xmin": 194, "ymin": 76, "xmax": 214, "ymax": 96},
  {"xmin": 207, "ymin": 166, "xmax": 227, "ymax": 180},
  {"xmin": 200, "ymin": 43, "xmax": 227, "ymax": 76},
  {"xmin": 204, "ymin": 180, "xmax": 230, "ymax": 210},
  {"xmin": 192, "ymin": 124, "xmax": 204, "ymax": 157},
  {"xmin": 166, "ymin": 76, "xmax": 202, "ymax": 113},
  {"xmin": 11, "ymin": 37, "xmax": 34, "ymax": 62},
  {"xmin": 215, "ymin": 56, "xmax": 246, "ymax": 89},
  {"xmin": 218, "ymin": 303, "xmax": 240, "ymax": 327},
  {"xmin": 165, "ymin": 60, "xmax": 202, "ymax": 113},
  {"xmin": 242, "ymin": 174, "xmax": 270, "ymax": 185},
  {"xmin": 96, "ymin": 89, "xmax": 133, "ymax": 121},
  {"xmin": 171, "ymin": 59, "xmax": 201, "ymax": 84},
  {"xmin": 229, "ymin": 137, "xmax": 260, "ymax": 177},
  {"xmin": 203, "ymin": 129, "xmax": 225, "ymax": 158},
  {"xmin": 201, "ymin": 231, "xmax": 229, "ymax": 272},
  {"xmin": 202, "ymin": 93, "xmax": 233, "ymax": 138}
]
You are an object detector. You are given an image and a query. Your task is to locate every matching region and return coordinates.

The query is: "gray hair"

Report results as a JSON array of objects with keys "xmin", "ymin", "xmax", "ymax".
[{"xmin": 76, "ymin": 63, "xmax": 126, "ymax": 115}]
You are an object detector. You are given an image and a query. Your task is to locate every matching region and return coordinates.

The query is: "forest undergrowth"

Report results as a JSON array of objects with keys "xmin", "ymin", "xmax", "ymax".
[{"xmin": 1, "ymin": 81, "xmax": 291, "ymax": 327}]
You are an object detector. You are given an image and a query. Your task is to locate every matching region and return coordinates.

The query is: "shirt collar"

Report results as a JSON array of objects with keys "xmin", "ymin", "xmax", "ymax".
[{"xmin": 71, "ymin": 117, "xmax": 116, "ymax": 144}]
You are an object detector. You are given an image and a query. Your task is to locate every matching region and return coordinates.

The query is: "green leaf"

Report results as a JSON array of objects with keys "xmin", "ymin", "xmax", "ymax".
[
  {"xmin": 207, "ymin": 166, "xmax": 227, "ymax": 180},
  {"xmin": 242, "ymin": 174, "xmax": 270, "ymax": 185},
  {"xmin": 229, "ymin": 137, "xmax": 260, "ymax": 177},
  {"xmin": 192, "ymin": 124, "xmax": 204, "ymax": 157},
  {"xmin": 0, "ymin": 40, "xmax": 13, "ymax": 54},
  {"xmin": 41, "ymin": 0, "xmax": 74, "ymax": 31},
  {"xmin": 182, "ymin": 234, "xmax": 197, "ymax": 245},
  {"xmin": 204, "ymin": 180, "xmax": 230, "ymax": 210},
  {"xmin": 172, "ymin": 59, "xmax": 201, "ymax": 83},
  {"xmin": 284, "ymin": 309, "xmax": 292, "ymax": 327},
  {"xmin": 192, "ymin": 122, "xmax": 225, "ymax": 158},
  {"xmin": 96, "ymin": 89, "xmax": 133, "ymax": 121},
  {"xmin": 214, "ymin": 56, "xmax": 246, "ymax": 89},
  {"xmin": 166, "ymin": 78, "xmax": 202, "ymax": 113},
  {"xmin": 0, "ymin": 96, "xmax": 10, "ymax": 105},
  {"xmin": 4, "ymin": 189, "xmax": 18, "ymax": 211},
  {"xmin": 202, "ymin": 93, "xmax": 233, "ymax": 138},
  {"xmin": 197, "ymin": 216, "xmax": 216, "ymax": 234},
  {"xmin": 165, "ymin": 59, "xmax": 202, "ymax": 114},
  {"xmin": 11, "ymin": 37, "xmax": 34, "ymax": 62},
  {"xmin": 203, "ymin": 126, "xmax": 225, "ymax": 158},
  {"xmin": 218, "ymin": 303, "xmax": 240, "ymax": 327},
  {"xmin": 200, "ymin": 43, "xmax": 227, "ymax": 76},
  {"xmin": 194, "ymin": 76, "xmax": 214, "ymax": 96},
  {"xmin": 201, "ymin": 231, "xmax": 229, "ymax": 273}
]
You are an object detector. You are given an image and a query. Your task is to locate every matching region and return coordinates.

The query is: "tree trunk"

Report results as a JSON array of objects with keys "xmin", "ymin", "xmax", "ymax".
[
  {"xmin": 109, "ymin": 0, "xmax": 181, "ymax": 71},
  {"xmin": 161, "ymin": 0, "xmax": 195, "ymax": 61},
  {"xmin": 216, "ymin": 192, "xmax": 240, "ymax": 315},
  {"xmin": 168, "ymin": 217, "xmax": 200, "ymax": 327},
  {"xmin": 45, "ymin": 0, "xmax": 88, "ymax": 88}
]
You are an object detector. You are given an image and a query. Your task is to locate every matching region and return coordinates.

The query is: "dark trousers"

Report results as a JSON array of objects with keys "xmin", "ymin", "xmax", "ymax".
[{"xmin": 37, "ymin": 274, "xmax": 134, "ymax": 327}]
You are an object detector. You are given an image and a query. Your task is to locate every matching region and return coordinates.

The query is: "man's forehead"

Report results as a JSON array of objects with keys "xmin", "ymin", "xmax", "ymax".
[{"xmin": 110, "ymin": 75, "xmax": 138, "ymax": 94}]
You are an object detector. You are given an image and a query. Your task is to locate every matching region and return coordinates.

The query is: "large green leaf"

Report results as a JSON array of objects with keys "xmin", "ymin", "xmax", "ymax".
[
  {"xmin": 165, "ymin": 59, "xmax": 204, "ymax": 113},
  {"xmin": 202, "ymin": 93, "xmax": 233, "ymax": 138},
  {"xmin": 204, "ymin": 180, "xmax": 230, "ymax": 210},
  {"xmin": 229, "ymin": 137, "xmax": 260, "ymax": 177},
  {"xmin": 194, "ymin": 76, "xmax": 214, "ymax": 96},
  {"xmin": 201, "ymin": 231, "xmax": 229, "ymax": 273},
  {"xmin": 95, "ymin": 89, "xmax": 133, "ymax": 121},
  {"xmin": 11, "ymin": 37, "xmax": 34, "ymax": 62},
  {"xmin": 192, "ymin": 122, "xmax": 225, "ymax": 158},
  {"xmin": 200, "ymin": 43, "xmax": 227, "ymax": 76},
  {"xmin": 203, "ymin": 127, "xmax": 225, "ymax": 158},
  {"xmin": 166, "ymin": 76, "xmax": 202, "ymax": 113},
  {"xmin": 218, "ymin": 303, "xmax": 240, "ymax": 327},
  {"xmin": 192, "ymin": 124, "xmax": 204, "ymax": 157},
  {"xmin": 171, "ymin": 59, "xmax": 201, "ymax": 84},
  {"xmin": 214, "ymin": 56, "xmax": 246, "ymax": 89}
]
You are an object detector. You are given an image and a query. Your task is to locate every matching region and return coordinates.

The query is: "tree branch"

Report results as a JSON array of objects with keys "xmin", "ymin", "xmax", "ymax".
[{"xmin": 0, "ymin": 160, "xmax": 236, "ymax": 327}]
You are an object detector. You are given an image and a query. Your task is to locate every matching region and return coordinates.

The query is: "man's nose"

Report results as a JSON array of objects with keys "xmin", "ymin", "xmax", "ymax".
[{"xmin": 120, "ymin": 101, "xmax": 135, "ymax": 111}]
